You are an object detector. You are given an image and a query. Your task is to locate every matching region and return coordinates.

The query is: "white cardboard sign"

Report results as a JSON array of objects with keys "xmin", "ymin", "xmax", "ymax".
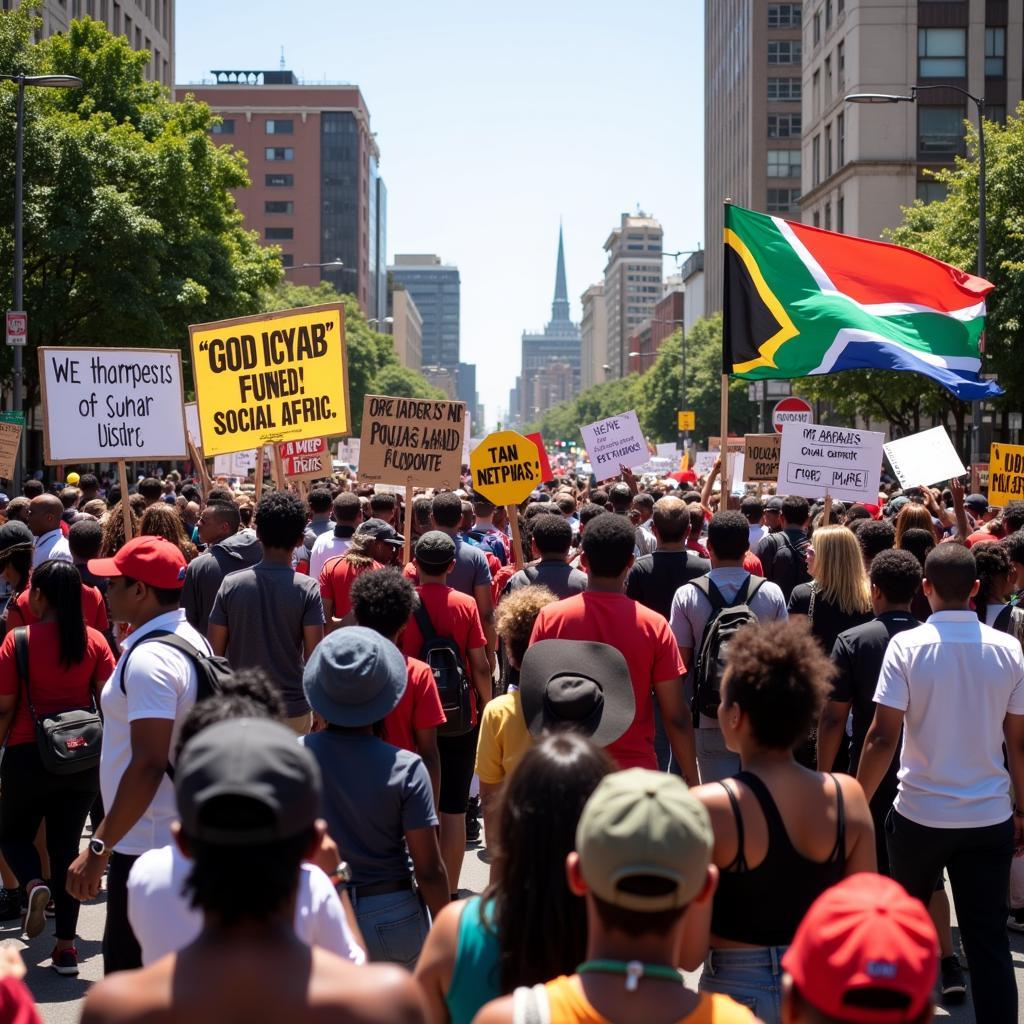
[
  {"xmin": 579, "ymin": 410, "xmax": 649, "ymax": 481},
  {"xmin": 777, "ymin": 423, "xmax": 885, "ymax": 505},
  {"xmin": 694, "ymin": 452, "xmax": 717, "ymax": 476},
  {"xmin": 337, "ymin": 438, "xmax": 361, "ymax": 468},
  {"xmin": 184, "ymin": 402, "xmax": 202, "ymax": 448},
  {"xmin": 213, "ymin": 449, "xmax": 257, "ymax": 477},
  {"xmin": 883, "ymin": 426, "xmax": 966, "ymax": 489}
]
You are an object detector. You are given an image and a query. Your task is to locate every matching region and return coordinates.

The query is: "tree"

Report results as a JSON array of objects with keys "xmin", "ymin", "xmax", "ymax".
[{"xmin": 0, "ymin": 5, "xmax": 281, "ymax": 407}]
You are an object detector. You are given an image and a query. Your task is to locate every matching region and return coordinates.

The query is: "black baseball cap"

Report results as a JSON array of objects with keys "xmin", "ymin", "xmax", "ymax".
[
  {"xmin": 355, "ymin": 517, "xmax": 404, "ymax": 546},
  {"xmin": 765, "ymin": 497, "xmax": 785, "ymax": 512},
  {"xmin": 175, "ymin": 718, "xmax": 322, "ymax": 846},
  {"xmin": 414, "ymin": 530, "xmax": 456, "ymax": 569}
]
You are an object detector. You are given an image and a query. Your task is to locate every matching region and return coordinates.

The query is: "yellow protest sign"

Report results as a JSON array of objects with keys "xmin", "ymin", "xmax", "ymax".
[
  {"xmin": 677, "ymin": 410, "xmax": 695, "ymax": 431},
  {"xmin": 470, "ymin": 430, "xmax": 542, "ymax": 506},
  {"xmin": 988, "ymin": 443, "xmax": 1024, "ymax": 506},
  {"xmin": 189, "ymin": 303, "xmax": 348, "ymax": 457}
]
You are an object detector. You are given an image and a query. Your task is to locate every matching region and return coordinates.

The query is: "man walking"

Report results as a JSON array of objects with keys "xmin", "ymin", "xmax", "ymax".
[{"xmin": 28, "ymin": 494, "xmax": 72, "ymax": 567}]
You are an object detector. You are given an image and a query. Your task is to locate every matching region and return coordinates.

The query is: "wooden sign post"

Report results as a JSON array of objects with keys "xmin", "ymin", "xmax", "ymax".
[
  {"xmin": 117, "ymin": 459, "xmax": 134, "ymax": 541},
  {"xmin": 403, "ymin": 476, "xmax": 414, "ymax": 567}
]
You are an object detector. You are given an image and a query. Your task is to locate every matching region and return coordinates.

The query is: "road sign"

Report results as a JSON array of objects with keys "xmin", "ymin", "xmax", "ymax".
[
  {"xmin": 5, "ymin": 311, "xmax": 26, "ymax": 348},
  {"xmin": 1010, "ymin": 412, "xmax": 1023, "ymax": 432},
  {"xmin": 772, "ymin": 396, "xmax": 813, "ymax": 434},
  {"xmin": 677, "ymin": 410, "xmax": 695, "ymax": 431},
  {"xmin": 470, "ymin": 429, "xmax": 542, "ymax": 506}
]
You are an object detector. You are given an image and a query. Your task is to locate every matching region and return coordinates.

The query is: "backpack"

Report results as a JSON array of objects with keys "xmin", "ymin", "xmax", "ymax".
[
  {"xmin": 412, "ymin": 600, "xmax": 474, "ymax": 737},
  {"xmin": 993, "ymin": 603, "xmax": 1024, "ymax": 643},
  {"xmin": 688, "ymin": 574, "xmax": 766, "ymax": 721},
  {"xmin": 765, "ymin": 531, "xmax": 811, "ymax": 598}
]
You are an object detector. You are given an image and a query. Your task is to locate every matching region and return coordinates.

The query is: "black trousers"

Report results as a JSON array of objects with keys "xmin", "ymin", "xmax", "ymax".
[
  {"xmin": 103, "ymin": 852, "xmax": 141, "ymax": 974},
  {"xmin": 886, "ymin": 809, "xmax": 1016, "ymax": 1023},
  {"xmin": 0, "ymin": 742, "xmax": 98, "ymax": 941}
]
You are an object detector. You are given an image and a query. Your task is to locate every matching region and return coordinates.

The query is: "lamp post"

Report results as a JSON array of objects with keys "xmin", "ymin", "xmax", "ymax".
[
  {"xmin": 651, "ymin": 317, "xmax": 688, "ymax": 449},
  {"xmin": 283, "ymin": 259, "xmax": 345, "ymax": 273},
  {"xmin": 846, "ymin": 85, "xmax": 986, "ymax": 467},
  {"xmin": 1, "ymin": 72, "xmax": 82, "ymax": 493}
]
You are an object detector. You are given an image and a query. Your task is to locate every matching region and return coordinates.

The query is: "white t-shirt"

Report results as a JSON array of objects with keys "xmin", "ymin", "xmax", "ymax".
[
  {"xmin": 100, "ymin": 610, "xmax": 211, "ymax": 856},
  {"xmin": 874, "ymin": 610, "xmax": 1024, "ymax": 828},
  {"xmin": 309, "ymin": 533, "xmax": 352, "ymax": 581},
  {"xmin": 127, "ymin": 845, "xmax": 366, "ymax": 966},
  {"xmin": 748, "ymin": 523, "xmax": 769, "ymax": 549}
]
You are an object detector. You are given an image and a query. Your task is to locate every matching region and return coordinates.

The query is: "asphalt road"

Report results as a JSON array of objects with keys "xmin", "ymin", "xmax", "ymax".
[{"xmin": 6, "ymin": 830, "xmax": 1013, "ymax": 1023}]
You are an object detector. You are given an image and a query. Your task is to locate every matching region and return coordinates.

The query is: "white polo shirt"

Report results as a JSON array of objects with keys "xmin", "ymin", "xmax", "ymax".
[
  {"xmin": 99, "ymin": 609, "xmax": 211, "ymax": 856},
  {"xmin": 308, "ymin": 531, "xmax": 353, "ymax": 581},
  {"xmin": 33, "ymin": 528, "xmax": 72, "ymax": 567},
  {"xmin": 874, "ymin": 610, "xmax": 1024, "ymax": 828}
]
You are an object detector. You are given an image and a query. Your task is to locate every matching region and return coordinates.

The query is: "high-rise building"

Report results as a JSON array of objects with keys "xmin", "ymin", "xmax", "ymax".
[
  {"xmin": 176, "ymin": 70, "xmax": 382, "ymax": 312},
  {"xmin": 517, "ymin": 227, "xmax": 581, "ymax": 423},
  {"xmin": 388, "ymin": 255, "xmax": 460, "ymax": 370},
  {"xmin": 801, "ymin": 0, "xmax": 1023, "ymax": 240},
  {"xmin": 389, "ymin": 288, "xmax": 422, "ymax": 371},
  {"xmin": 580, "ymin": 282, "xmax": 608, "ymax": 391},
  {"xmin": 11, "ymin": 0, "xmax": 175, "ymax": 84},
  {"xmin": 704, "ymin": 1, "xmax": 803, "ymax": 312},
  {"xmin": 423, "ymin": 365, "xmax": 457, "ymax": 400},
  {"xmin": 456, "ymin": 362, "xmax": 479, "ymax": 426},
  {"xmin": 681, "ymin": 250, "xmax": 706, "ymax": 336},
  {"xmin": 602, "ymin": 213, "xmax": 663, "ymax": 377}
]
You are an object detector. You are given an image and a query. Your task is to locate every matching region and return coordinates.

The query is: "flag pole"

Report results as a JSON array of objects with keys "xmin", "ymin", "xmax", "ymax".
[
  {"xmin": 719, "ymin": 373, "xmax": 730, "ymax": 507},
  {"xmin": 720, "ymin": 196, "xmax": 733, "ymax": 509}
]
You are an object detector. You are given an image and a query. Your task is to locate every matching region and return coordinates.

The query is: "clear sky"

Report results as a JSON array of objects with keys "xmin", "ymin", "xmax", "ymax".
[{"xmin": 174, "ymin": 0, "xmax": 705, "ymax": 428}]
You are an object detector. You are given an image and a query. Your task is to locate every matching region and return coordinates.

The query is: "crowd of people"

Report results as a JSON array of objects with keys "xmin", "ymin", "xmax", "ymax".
[{"xmin": 0, "ymin": 458, "xmax": 1018, "ymax": 1022}]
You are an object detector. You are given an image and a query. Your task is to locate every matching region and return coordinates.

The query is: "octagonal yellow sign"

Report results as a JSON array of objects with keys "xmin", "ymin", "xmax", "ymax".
[{"xmin": 469, "ymin": 430, "xmax": 543, "ymax": 506}]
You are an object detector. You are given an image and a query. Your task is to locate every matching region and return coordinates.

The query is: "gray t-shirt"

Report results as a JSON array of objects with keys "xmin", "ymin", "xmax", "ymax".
[
  {"xmin": 447, "ymin": 533, "xmax": 492, "ymax": 597},
  {"xmin": 301, "ymin": 731, "xmax": 437, "ymax": 886},
  {"xmin": 506, "ymin": 559, "xmax": 588, "ymax": 600},
  {"xmin": 208, "ymin": 561, "xmax": 324, "ymax": 716}
]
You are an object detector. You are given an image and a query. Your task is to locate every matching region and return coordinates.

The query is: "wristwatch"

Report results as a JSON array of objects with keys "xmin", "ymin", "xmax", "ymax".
[
  {"xmin": 88, "ymin": 838, "xmax": 108, "ymax": 857},
  {"xmin": 329, "ymin": 861, "xmax": 353, "ymax": 889}
]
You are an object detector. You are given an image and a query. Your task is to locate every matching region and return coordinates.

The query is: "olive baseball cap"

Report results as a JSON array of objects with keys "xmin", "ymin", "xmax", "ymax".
[{"xmin": 576, "ymin": 769, "xmax": 713, "ymax": 912}]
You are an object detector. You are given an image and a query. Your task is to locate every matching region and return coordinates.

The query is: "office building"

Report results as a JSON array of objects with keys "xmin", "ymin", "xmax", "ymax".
[
  {"xmin": 704, "ymin": 1, "xmax": 803, "ymax": 312},
  {"xmin": 177, "ymin": 69, "xmax": 383, "ymax": 312},
  {"xmin": 456, "ymin": 362, "xmax": 479, "ymax": 428},
  {"xmin": 801, "ymin": 0, "xmax": 1023, "ymax": 240},
  {"xmin": 389, "ymin": 288, "xmax": 422, "ymax": 371},
  {"xmin": 532, "ymin": 362, "xmax": 575, "ymax": 413},
  {"xmin": 518, "ymin": 227, "xmax": 581, "ymax": 423},
  {"xmin": 602, "ymin": 212, "xmax": 663, "ymax": 377},
  {"xmin": 580, "ymin": 282, "xmax": 608, "ymax": 390},
  {"xmin": 389, "ymin": 255, "xmax": 460, "ymax": 370},
  {"xmin": 681, "ymin": 250, "xmax": 706, "ymax": 336},
  {"xmin": 423, "ymin": 366, "xmax": 457, "ymax": 400}
]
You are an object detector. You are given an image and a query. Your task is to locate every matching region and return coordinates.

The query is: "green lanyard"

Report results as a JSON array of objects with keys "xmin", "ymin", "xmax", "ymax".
[{"xmin": 577, "ymin": 959, "xmax": 682, "ymax": 992}]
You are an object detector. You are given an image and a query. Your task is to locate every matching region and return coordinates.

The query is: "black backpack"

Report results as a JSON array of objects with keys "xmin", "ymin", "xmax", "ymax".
[
  {"xmin": 688, "ymin": 574, "xmax": 766, "ymax": 721},
  {"xmin": 766, "ymin": 531, "xmax": 811, "ymax": 599},
  {"xmin": 994, "ymin": 603, "xmax": 1024, "ymax": 641},
  {"xmin": 413, "ymin": 600, "xmax": 474, "ymax": 737}
]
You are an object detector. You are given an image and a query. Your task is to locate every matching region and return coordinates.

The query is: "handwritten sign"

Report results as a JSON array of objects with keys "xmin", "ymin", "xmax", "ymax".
[
  {"xmin": 579, "ymin": 410, "xmax": 648, "ymax": 481},
  {"xmin": 988, "ymin": 443, "xmax": 1024, "ymax": 506},
  {"xmin": 744, "ymin": 434, "xmax": 781, "ymax": 483},
  {"xmin": 777, "ymin": 423, "xmax": 884, "ymax": 505},
  {"xmin": 0, "ymin": 421, "xmax": 22, "ymax": 479},
  {"xmin": 212, "ymin": 449, "xmax": 258, "ymax": 477},
  {"xmin": 189, "ymin": 303, "xmax": 349, "ymax": 457},
  {"xmin": 358, "ymin": 394, "xmax": 466, "ymax": 488},
  {"xmin": 337, "ymin": 438, "xmax": 361, "ymax": 468},
  {"xmin": 470, "ymin": 430, "xmax": 542, "ymax": 506},
  {"xmin": 694, "ymin": 452, "xmax": 717, "ymax": 476},
  {"xmin": 38, "ymin": 347, "xmax": 187, "ymax": 462},
  {"xmin": 883, "ymin": 427, "xmax": 966, "ymax": 490},
  {"xmin": 278, "ymin": 436, "xmax": 330, "ymax": 480}
]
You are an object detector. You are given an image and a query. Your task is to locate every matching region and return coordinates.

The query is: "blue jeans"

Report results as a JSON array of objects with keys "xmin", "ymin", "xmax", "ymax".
[
  {"xmin": 699, "ymin": 946, "xmax": 786, "ymax": 1024},
  {"xmin": 350, "ymin": 888, "xmax": 430, "ymax": 969},
  {"xmin": 695, "ymin": 727, "xmax": 740, "ymax": 784}
]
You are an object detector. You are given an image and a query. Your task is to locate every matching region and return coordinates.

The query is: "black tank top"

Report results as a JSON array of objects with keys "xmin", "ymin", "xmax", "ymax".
[{"xmin": 710, "ymin": 771, "xmax": 847, "ymax": 947}]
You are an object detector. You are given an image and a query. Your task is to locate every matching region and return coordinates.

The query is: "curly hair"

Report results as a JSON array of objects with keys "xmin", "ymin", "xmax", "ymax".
[
  {"xmin": 722, "ymin": 619, "xmax": 834, "ymax": 750},
  {"xmin": 100, "ymin": 501, "xmax": 140, "ymax": 557},
  {"xmin": 254, "ymin": 491, "xmax": 307, "ymax": 550},
  {"xmin": 351, "ymin": 568, "xmax": 416, "ymax": 638},
  {"xmin": 496, "ymin": 586, "xmax": 558, "ymax": 667},
  {"xmin": 974, "ymin": 541, "xmax": 1014, "ymax": 623},
  {"xmin": 140, "ymin": 503, "xmax": 198, "ymax": 562}
]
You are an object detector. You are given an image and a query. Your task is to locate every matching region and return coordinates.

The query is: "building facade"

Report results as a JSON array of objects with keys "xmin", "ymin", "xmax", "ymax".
[
  {"xmin": 681, "ymin": 250, "xmax": 706, "ymax": 336},
  {"xmin": 580, "ymin": 282, "xmax": 608, "ymax": 391},
  {"xmin": 423, "ymin": 366, "xmax": 457, "ymax": 400},
  {"xmin": 456, "ymin": 362, "xmax": 480, "ymax": 430},
  {"xmin": 388, "ymin": 255, "xmax": 460, "ymax": 370},
  {"xmin": 389, "ymin": 288, "xmax": 422, "ymax": 371},
  {"xmin": 800, "ymin": 0, "xmax": 1023, "ymax": 240},
  {"xmin": 704, "ymin": 1, "xmax": 803, "ymax": 312},
  {"xmin": 602, "ymin": 212, "xmax": 663, "ymax": 377}
]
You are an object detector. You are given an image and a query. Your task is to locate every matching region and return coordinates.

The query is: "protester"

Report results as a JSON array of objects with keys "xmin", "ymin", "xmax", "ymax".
[
  {"xmin": 295, "ymin": 487, "xmax": 334, "ymax": 570},
  {"xmin": 99, "ymin": 502, "xmax": 139, "ymax": 558},
  {"xmin": 754, "ymin": 494, "xmax": 811, "ymax": 599},
  {"xmin": 974, "ymin": 540, "xmax": 1024, "ymax": 635},
  {"xmin": 320, "ymin": 519, "xmax": 404, "ymax": 629},
  {"xmin": 0, "ymin": 521, "xmax": 37, "ymax": 632},
  {"xmin": 741, "ymin": 495, "xmax": 769, "ymax": 550},
  {"xmin": 502, "ymin": 514, "xmax": 586, "ymax": 598},
  {"xmin": 855, "ymin": 518, "xmax": 895, "ymax": 570},
  {"xmin": 28, "ymin": 494, "xmax": 72, "ymax": 567},
  {"xmin": 208, "ymin": 492, "xmax": 325, "ymax": 734},
  {"xmin": 80, "ymin": 718, "xmax": 427, "ymax": 1024},
  {"xmin": 894, "ymin": 502, "xmax": 938, "ymax": 547},
  {"xmin": 371, "ymin": 491, "xmax": 400, "ymax": 528},
  {"xmin": 415, "ymin": 734, "xmax": 614, "ymax": 1024},
  {"xmin": 308, "ymin": 491, "xmax": 362, "ymax": 580},
  {"xmin": 4, "ymin": 497, "xmax": 30, "ymax": 525},
  {"xmin": 467, "ymin": 494, "xmax": 508, "ymax": 566},
  {"xmin": 139, "ymin": 503, "xmax": 198, "ymax": 563}
]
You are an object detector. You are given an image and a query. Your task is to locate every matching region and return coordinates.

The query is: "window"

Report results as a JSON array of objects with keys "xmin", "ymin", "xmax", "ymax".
[
  {"xmin": 768, "ymin": 40, "xmax": 801, "ymax": 64},
  {"xmin": 987, "ymin": 105, "xmax": 1007, "ymax": 124},
  {"xmin": 812, "ymin": 134, "xmax": 821, "ymax": 185},
  {"xmin": 281, "ymin": 254, "xmax": 294, "ymax": 268},
  {"xmin": 917, "ymin": 181, "xmax": 948, "ymax": 204},
  {"xmin": 266, "ymin": 119, "xmax": 294, "ymax": 134},
  {"xmin": 768, "ymin": 149, "xmax": 802, "ymax": 178},
  {"xmin": 766, "ymin": 188, "xmax": 801, "ymax": 213},
  {"xmin": 837, "ymin": 112, "xmax": 845, "ymax": 165},
  {"xmin": 837, "ymin": 40, "xmax": 845, "ymax": 86},
  {"xmin": 918, "ymin": 28, "xmax": 966, "ymax": 77},
  {"xmin": 813, "ymin": 210, "xmax": 821, "ymax": 227},
  {"xmin": 264, "ymin": 227, "xmax": 293, "ymax": 240},
  {"xmin": 837, "ymin": 195, "xmax": 845, "ymax": 233},
  {"xmin": 824, "ymin": 202, "xmax": 832, "ymax": 231},
  {"xmin": 211, "ymin": 119, "xmax": 234, "ymax": 135},
  {"xmin": 768, "ymin": 77, "xmax": 801, "ymax": 100},
  {"xmin": 985, "ymin": 27, "xmax": 1006, "ymax": 77},
  {"xmin": 767, "ymin": 3, "xmax": 801, "ymax": 27},
  {"xmin": 813, "ymin": 69, "xmax": 821, "ymax": 116},
  {"xmin": 813, "ymin": 11, "xmax": 821, "ymax": 44},
  {"xmin": 825, "ymin": 0, "xmax": 832, "ymax": 30},
  {"xmin": 825, "ymin": 55, "xmax": 832, "ymax": 102},
  {"xmin": 918, "ymin": 106, "xmax": 966, "ymax": 155},
  {"xmin": 825, "ymin": 123, "xmax": 833, "ymax": 176},
  {"xmin": 768, "ymin": 113, "xmax": 802, "ymax": 137},
  {"xmin": 265, "ymin": 173, "xmax": 294, "ymax": 187},
  {"xmin": 265, "ymin": 201, "xmax": 294, "ymax": 214},
  {"xmin": 837, "ymin": 0, "xmax": 844, "ymax": 12},
  {"xmin": 265, "ymin": 147, "xmax": 294, "ymax": 161}
]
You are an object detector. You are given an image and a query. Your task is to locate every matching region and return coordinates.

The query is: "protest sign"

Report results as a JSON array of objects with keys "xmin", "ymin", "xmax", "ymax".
[
  {"xmin": 972, "ymin": 462, "xmax": 990, "ymax": 494},
  {"xmin": 656, "ymin": 442, "xmax": 682, "ymax": 462},
  {"xmin": 0, "ymin": 420, "xmax": 22, "ymax": 479},
  {"xmin": 525, "ymin": 432, "xmax": 554, "ymax": 482},
  {"xmin": 694, "ymin": 452, "xmax": 717, "ymax": 476},
  {"xmin": 883, "ymin": 427, "xmax": 966, "ymax": 489},
  {"xmin": 358, "ymin": 394, "xmax": 465, "ymax": 489},
  {"xmin": 470, "ymin": 430, "xmax": 542, "ymax": 506},
  {"xmin": 777, "ymin": 423, "xmax": 885, "ymax": 505},
  {"xmin": 278, "ymin": 436, "xmax": 330, "ymax": 480},
  {"xmin": 708, "ymin": 436, "xmax": 746, "ymax": 454},
  {"xmin": 728, "ymin": 453, "xmax": 746, "ymax": 497},
  {"xmin": 579, "ymin": 410, "xmax": 648, "ymax": 481},
  {"xmin": 213, "ymin": 450, "xmax": 258, "ymax": 477},
  {"xmin": 462, "ymin": 411, "xmax": 471, "ymax": 466},
  {"xmin": 744, "ymin": 434, "xmax": 781, "ymax": 483},
  {"xmin": 337, "ymin": 438, "xmax": 361, "ymax": 468},
  {"xmin": 988, "ymin": 443, "xmax": 1024, "ymax": 506},
  {"xmin": 38, "ymin": 347, "xmax": 187, "ymax": 462},
  {"xmin": 189, "ymin": 303, "xmax": 348, "ymax": 457}
]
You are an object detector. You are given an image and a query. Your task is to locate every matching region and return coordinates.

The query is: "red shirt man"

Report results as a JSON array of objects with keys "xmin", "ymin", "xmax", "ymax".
[{"xmin": 319, "ymin": 555, "xmax": 381, "ymax": 626}]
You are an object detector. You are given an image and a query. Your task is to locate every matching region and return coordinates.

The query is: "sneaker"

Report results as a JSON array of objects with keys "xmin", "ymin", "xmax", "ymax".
[
  {"xmin": 50, "ymin": 946, "xmax": 78, "ymax": 976},
  {"xmin": 465, "ymin": 796, "xmax": 481, "ymax": 844},
  {"xmin": 0, "ymin": 888, "xmax": 21, "ymax": 922},
  {"xmin": 23, "ymin": 883, "xmax": 50, "ymax": 940},
  {"xmin": 940, "ymin": 955, "xmax": 967, "ymax": 1003}
]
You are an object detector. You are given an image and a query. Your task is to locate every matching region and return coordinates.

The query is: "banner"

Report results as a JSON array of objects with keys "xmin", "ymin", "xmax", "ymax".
[
  {"xmin": 744, "ymin": 434, "xmax": 781, "ymax": 483},
  {"xmin": 777, "ymin": 423, "xmax": 885, "ymax": 505},
  {"xmin": 579, "ymin": 410, "xmax": 648, "ymax": 481},
  {"xmin": 38, "ymin": 347, "xmax": 187, "ymax": 463},
  {"xmin": 278, "ymin": 437, "xmax": 330, "ymax": 480},
  {"xmin": 189, "ymin": 303, "xmax": 349, "ymax": 457},
  {"xmin": 358, "ymin": 394, "xmax": 466, "ymax": 489},
  {"xmin": 883, "ymin": 426, "xmax": 966, "ymax": 489},
  {"xmin": 988, "ymin": 443, "xmax": 1024, "ymax": 506}
]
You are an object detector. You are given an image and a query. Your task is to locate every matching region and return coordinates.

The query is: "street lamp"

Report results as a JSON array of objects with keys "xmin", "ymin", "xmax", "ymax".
[
  {"xmin": 846, "ymin": 85, "xmax": 986, "ymax": 467},
  {"xmin": 283, "ymin": 259, "xmax": 345, "ymax": 273},
  {"xmin": 627, "ymin": 349, "xmax": 656, "ymax": 374},
  {"xmin": 1, "ymin": 72, "xmax": 83, "ymax": 492},
  {"xmin": 651, "ymin": 316, "xmax": 690, "ymax": 449},
  {"xmin": 367, "ymin": 316, "xmax": 393, "ymax": 331}
]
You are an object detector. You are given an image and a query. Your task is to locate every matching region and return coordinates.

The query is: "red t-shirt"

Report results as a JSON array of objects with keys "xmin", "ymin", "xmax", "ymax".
[
  {"xmin": 0, "ymin": 623, "xmax": 115, "ymax": 746},
  {"xmin": 0, "ymin": 976, "xmax": 42, "ymax": 1024},
  {"xmin": 382, "ymin": 656, "xmax": 446, "ymax": 752},
  {"xmin": 319, "ymin": 557, "xmax": 382, "ymax": 620},
  {"xmin": 6, "ymin": 584, "xmax": 109, "ymax": 633},
  {"xmin": 743, "ymin": 551, "xmax": 764, "ymax": 575},
  {"xmin": 401, "ymin": 583, "xmax": 487, "ymax": 724},
  {"xmin": 492, "ymin": 563, "xmax": 518, "ymax": 604},
  {"xmin": 967, "ymin": 531, "xmax": 999, "ymax": 549},
  {"xmin": 529, "ymin": 591, "xmax": 685, "ymax": 770}
]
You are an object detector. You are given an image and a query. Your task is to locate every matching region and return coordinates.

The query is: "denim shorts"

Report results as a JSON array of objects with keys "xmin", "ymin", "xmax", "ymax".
[
  {"xmin": 350, "ymin": 888, "xmax": 430, "ymax": 969},
  {"xmin": 699, "ymin": 946, "xmax": 786, "ymax": 1024}
]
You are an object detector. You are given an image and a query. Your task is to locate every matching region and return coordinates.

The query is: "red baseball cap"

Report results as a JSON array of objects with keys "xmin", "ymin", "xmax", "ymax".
[
  {"xmin": 782, "ymin": 874, "xmax": 938, "ymax": 1023},
  {"xmin": 88, "ymin": 536, "xmax": 188, "ymax": 590}
]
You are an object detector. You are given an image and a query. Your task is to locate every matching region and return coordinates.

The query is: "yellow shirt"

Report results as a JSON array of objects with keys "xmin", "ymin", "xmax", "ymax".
[{"xmin": 474, "ymin": 691, "xmax": 533, "ymax": 784}]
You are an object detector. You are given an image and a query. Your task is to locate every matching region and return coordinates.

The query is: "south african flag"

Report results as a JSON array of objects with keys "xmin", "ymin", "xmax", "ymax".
[{"xmin": 723, "ymin": 203, "xmax": 1001, "ymax": 400}]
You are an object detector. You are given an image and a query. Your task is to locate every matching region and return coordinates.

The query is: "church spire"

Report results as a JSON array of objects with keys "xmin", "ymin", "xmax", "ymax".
[{"xmin": 551, "ymin": 222, "xmax": 570, "ymax": 323}]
